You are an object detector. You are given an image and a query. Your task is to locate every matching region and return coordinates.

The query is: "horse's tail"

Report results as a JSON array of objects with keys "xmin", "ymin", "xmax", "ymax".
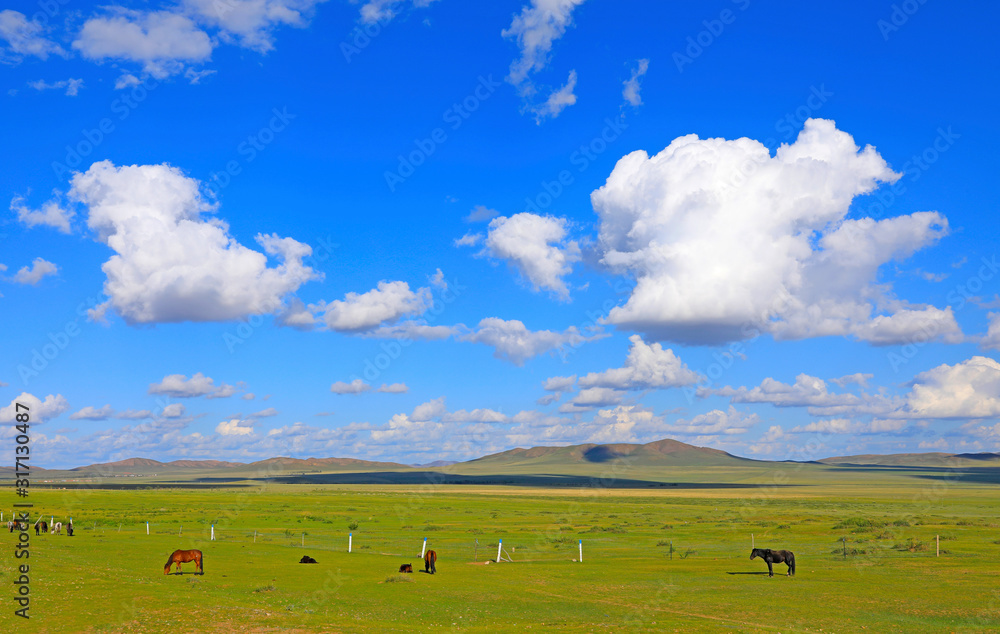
[
  {"xmin": 789, "ymin": 552, "xmax": 796, "ymax": 576},
  {"xmin": 200, "ymin": 551, "xmax": 205, "ymax": 574}
]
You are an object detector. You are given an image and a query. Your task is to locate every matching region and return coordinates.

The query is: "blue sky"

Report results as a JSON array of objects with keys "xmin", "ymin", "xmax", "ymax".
[{"xmin": 2, "ymin": 0, "xmax": 999, "ymax": 468}]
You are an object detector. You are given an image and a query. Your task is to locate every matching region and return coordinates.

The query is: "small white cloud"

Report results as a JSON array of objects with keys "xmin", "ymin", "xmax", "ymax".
[
  {"xmin": 483, "ymin": 213, "xmax": 580, "ymax": 299},
  {"xmin": 503, "ymin": 0, "xmax": 586, "ymax": 97},
  {"xmin": 149, "ymin": 372, "xmax": 234, "ymax": 398},
  {"xmin": 12, "ymin": 258, "xmax": 58, "ymax": 285},
  {"xmin": 904, "ymin": 356, "xmax": 1000, "ymax": 419},
  {"xmin": 661, "ymin": 407, "xmax": 759, "ymax": 436},
  {"xmin": 560, "ymin": 386, "xmax": 623, "ymax": 412},
  {"xmin": 578, "ymin": 334, "xmax": 700, "ymax": 390},
  {"xmin": 27, "ymin": 78, "xmax": 85, "ymax": 96},
  {"xmin": 315, "ymin": 281, "xmax": 431, "ymax": 332},
  {"xmin": 830, "ymin": 373, "xmax": 874, "ymax": 388},
  {"xmin": 330, "ymin": 379, "xmax": 372, "ymax": 395},
  {"xmin": 0, "ymin": 393, "xmax": 70, "ymax": 423},
  {"xmin": 217, "ymin": 419, "xmax": 254, "ymax": 436},
  {"xmin": 980, "ymin": 313, "xmax": 1000, "ymax": 351},
  {"xmin": 10, "ymin": 195, "xmax": 74, "ymax": 233},
  {"xmin": 364, "ymin": 321, "xmax": 456, "ymax": 340},
  {"xmin": 357, "ymin": 0, "xmax": 440, "ymax": 25},
  {"xmin": 622, "ymin": 58, "xmax": 649, "ymax": 106},
  {"xmin": 543, "ymin": 375, "xmax": 576, "ymax": 392},
  {"xmin": 116, "ymin": 409, "xmax": 153, "ymax": 419},
  {"xmin": 377, "ymin": 383, "xmax": 408, "ymax": 393},
  {"xmin": 428, "ymin": 268, "xmax": 447, "ymax": 291},
  {"xmin": 161, "ymin": 403, "xmax": 187, "ymax": 418},
  {"xmin": 70, "ymin": 405, "xmax": 115, "ymax": 420},
  {"xmin": 532, "ymin": 69, "xmax": 577, "ymax": 123},
  {"xmin": 454, "ymin": 232, "xmax": 484, "ymax": 247},
  {"xmin": 465, "ymin": 205, "xmax": 499, "ymax": 223},
  {"xmin": 441, "ymin": 408, "xmax": 507, "ymax": 423},
  {"xmin": 0, "ymin": 10, "xmax": 68, "ymax": 63},
  {"xmin": 73, "ymin": 9, "xmax": 213, "ymax": 79},
  {"xmin": 277, "ymin": 297, "xmax": 317, "ymax": 331},
  {"xmin": 411, "ymin": 396, "xmax": 446, "ymax": 421},
  {"xmin": 114, "ymin": 73, "xmax": 141, "ymax": 89},
  {"xmin": 460, "ymin": 317, "xmax": 598, "ymax": 366}
]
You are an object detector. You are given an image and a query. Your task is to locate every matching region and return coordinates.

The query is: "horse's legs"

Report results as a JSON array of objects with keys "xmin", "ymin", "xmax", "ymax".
[{"xmin": 767, "ymin": 561, "xmax": 773, "ymax": 577}]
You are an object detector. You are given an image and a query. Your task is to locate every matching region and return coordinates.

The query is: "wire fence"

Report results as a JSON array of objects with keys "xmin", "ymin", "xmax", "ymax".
[{"xmin": 3, "ymin": 514, "xmax": 601, "ymax": 563}]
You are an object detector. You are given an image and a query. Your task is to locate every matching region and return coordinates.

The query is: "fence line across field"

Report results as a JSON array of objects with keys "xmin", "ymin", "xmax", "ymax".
[{"xmin": 32, "ymin": 521, "xmax": 598, "ymax": 562}]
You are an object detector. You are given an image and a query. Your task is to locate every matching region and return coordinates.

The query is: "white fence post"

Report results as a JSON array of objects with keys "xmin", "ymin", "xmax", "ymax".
[
  {"xmin": 421, "ymin": 537, "xmax": 427, "ymax": 558},
  {"xmin": 496, "ymin": 539, "xmax": 503, "ymax": 563},
  {"xmin": 579, "ymin": 539, "xmax": 583, "ymax": 562},
  {"xmin": 211, "ymin": 524, "xmax": 215, "ymax": 541},
  {"xmin": 349, "ymin": 532, "xmax": 353, "ymax": 553},
  {"xmin": 146, "ymin": 521, "xmax": 149, "ymax": 535}
]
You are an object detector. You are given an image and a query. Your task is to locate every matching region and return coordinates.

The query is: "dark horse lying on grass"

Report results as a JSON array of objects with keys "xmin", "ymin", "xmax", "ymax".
[
  {"xmin": 424, "ymin": 549, "xmax": 436, "ymax": 574},
  {"xmin": 750, "ymin": 548, "xmax": 795, "ymax": 577},
  {"xmin": 164, "ymin": 549, "xmax": 204, "ymax": 575}
]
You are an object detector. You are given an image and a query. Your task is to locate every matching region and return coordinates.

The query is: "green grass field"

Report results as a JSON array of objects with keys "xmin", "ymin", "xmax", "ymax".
[{"xmin": 5, "ymin": 462, "xmax": 1000, "ymax": 632}]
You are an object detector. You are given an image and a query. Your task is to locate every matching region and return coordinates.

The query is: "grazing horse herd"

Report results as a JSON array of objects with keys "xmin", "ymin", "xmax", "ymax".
[{"xmin": 6, "ymin": 519, "xmax": 71, "ymax": 536}]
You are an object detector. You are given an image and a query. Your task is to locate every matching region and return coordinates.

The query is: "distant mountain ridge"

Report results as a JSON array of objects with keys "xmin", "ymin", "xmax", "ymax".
[
  {"xmin": 819, "ymin": 452, "xmax": 1000, "ymax": 467},
  {"xmin": 6, "ymin": 439, "xmax": 999, "ymax": 475},
  {"xmin": 464, "ymin": 438, "xmax": 761, "ymax": 469}
]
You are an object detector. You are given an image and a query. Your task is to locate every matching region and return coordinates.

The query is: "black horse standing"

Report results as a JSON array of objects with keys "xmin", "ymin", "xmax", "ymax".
[
  {"xmin": 750, "ymin": 548, "xmax": 795, "ymax": 577},
  {"xmin": 424, "ymin": 549, "xmax": 437, "ymax": 574}
]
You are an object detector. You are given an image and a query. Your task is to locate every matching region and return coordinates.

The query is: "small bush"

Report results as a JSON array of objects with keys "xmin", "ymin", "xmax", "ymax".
[
  {"xmin": 891, "ymin": 519, "xmax": 911, "ymax": 527},
  {"xmin": 253, "ymin": 584, "xmax": 276, "ymax": 593},
  {"xmin": 348, "ymin": 521, "xmax": 359, "ymax": 531},
  {"xmin": 833, "ymin": 518, "xmax": 886, "ymax": 531},
  {"xmin": 893, "ymin": 538, "xmax": 927, "ymax": 552},
  {"xmin": 777, "ymin": 524, "xmax": 791, "ymax": 529},
  {"xmin": 385, "ymin": 575, "xmax": 413, "ymax": 583}
]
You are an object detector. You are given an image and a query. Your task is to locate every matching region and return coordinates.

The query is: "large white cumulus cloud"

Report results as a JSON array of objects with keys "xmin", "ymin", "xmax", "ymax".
[
  {"xmin": 71, "ymin": 161, "xmax": 318, "ymax": 324},
  {"xmin": 592, "ymin": 118, "xmax": 958, "ymax": 345}
]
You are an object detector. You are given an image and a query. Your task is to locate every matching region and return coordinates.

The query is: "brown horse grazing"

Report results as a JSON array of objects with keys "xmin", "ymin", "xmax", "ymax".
[
  {"xmin": 164, "ymin": 549, "xmax": 204, "ymax": 575},
  {"xmin": 399, "ymin": 563, "xmax": 413, "ymax": 573},
  {"xmin": 424, "ymin": 549, "xmax": 437, "ymax": 574},
  {"xmin": 750, "ymin": 548, "xmax": 795, "ymax": 577}
]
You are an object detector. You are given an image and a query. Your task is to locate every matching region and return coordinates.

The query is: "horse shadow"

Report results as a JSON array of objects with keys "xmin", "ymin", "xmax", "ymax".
[
  {"xmin": 166, "ymin": 571, "xmax": 205, "ymax": 576},
  {"xmin": 726, "ymin": 571, "xmax": 770, "ymax": 575}
]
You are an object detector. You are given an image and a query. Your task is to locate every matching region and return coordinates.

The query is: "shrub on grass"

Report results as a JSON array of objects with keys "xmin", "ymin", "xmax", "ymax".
[
  {"xmin": 893, "ymin": 538, "xmax": 927, "ymax": 552},
  {"xmin": 833, "ymin": 517, "xmax": 886, "ymax": 532},
  {"xmin": 385, "ymin": 575, "xmax": 413, "ymax": 583}
]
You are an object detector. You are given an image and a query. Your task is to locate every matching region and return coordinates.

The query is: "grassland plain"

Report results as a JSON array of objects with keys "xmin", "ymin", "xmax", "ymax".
[{"xmin": 4, "ymin": 463, "xmax": 1000, "ymax": 633}]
